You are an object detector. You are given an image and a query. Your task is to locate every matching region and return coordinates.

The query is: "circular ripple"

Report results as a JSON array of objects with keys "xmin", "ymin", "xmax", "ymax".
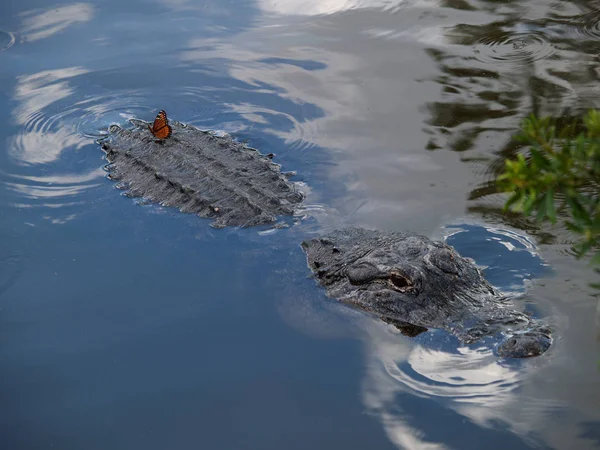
[
  {"xmin": 0, "ymin": 30, "xmax": 15, "ymax": 52},
  {"xmin": 74, "ymin": 93, "xmax": 152, "ymax": 139},
  {"xmin": 4, "ymin": 62, "xmax": 319, "ymax": 216},
  {"xmin": 5, "ymin": 79, "xmax": 157, "ymax": 213},
  {"xmin": 572, "ymin": 11, "xmax": 600, "ymax": 40},
  {"xmin": 473, "ymin": 32, "xmax": 555, "ymax": 66}
]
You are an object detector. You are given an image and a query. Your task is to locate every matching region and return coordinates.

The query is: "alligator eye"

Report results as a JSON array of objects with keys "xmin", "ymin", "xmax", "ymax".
[{"xmin": 388, "ymin": 271, "xmax": 414, "ymax": 292}]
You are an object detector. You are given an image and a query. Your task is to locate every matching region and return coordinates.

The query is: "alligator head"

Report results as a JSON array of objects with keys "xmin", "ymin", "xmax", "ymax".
[{"xmin": 301, "ymin": 227, "xmax": 551, "ymax": 358}]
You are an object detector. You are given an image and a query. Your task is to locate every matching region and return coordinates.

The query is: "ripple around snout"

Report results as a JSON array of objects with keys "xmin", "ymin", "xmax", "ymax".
[
  {"xmin": 362, "ymin": 339, "xmax": 531, "ymax": 434},
  {"xmin": 472, "ymin": 32, "xmax": 555, "ymax": 67},
  {"xmin": 0, "ymin": 30, "xmax": 15, "ymax": 52},
  {"xmin": 393, "ymin": 345, "xmax": 521, "ymax": 400}
]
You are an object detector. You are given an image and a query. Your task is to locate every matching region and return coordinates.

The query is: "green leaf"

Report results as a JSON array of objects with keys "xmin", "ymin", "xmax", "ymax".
[
  {"xmin": 530, "ymin": 147, "xmax": 550, "ymax": 168},
  {"xmin": 536, "ymin": 193, "xmax": 548, "ymax": 222},
  {"xmin": 565, "ymin": 220, "xmax": 585, "ymax": 234},
  {"xmin": 545, "ymin": 188, "xmax": 556, "ymax": 222},
  {"xmin": 522, "ymin": 192, "xmax": 537, "ymax": 214},
  {"xmin": 504, "ymin": 192, "xmax": 524, "ymax": 211},
  {"xmin": 567, "ymin": 195, "xmax": 588, "ymax": 223}
]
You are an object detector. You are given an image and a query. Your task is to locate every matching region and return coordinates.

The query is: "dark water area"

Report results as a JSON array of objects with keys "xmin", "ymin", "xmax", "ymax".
[{"xmin": 1, "ymin": 0, "xmax": 600, "ymax": 448}]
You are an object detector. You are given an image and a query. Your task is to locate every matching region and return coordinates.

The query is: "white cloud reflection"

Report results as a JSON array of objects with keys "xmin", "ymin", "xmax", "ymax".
[
  {"xmin": 179, "ymin": 25, "xmax": 469, "ymax": 229},
  {"xmin": 259, "ymin": 0, "xmax": 408, "ymax": 16},
  {"xmin": 10, "ymin": 127, "xmax": 88, "ymax": 165},
  {"xmin": 19, "ymin": 3, "xmax": 94, "ymax": 42},
  {"xmin": 6, "ymin": 168, "xmax": 103, "ymax": 198},
  {"xmin": 10, "ymin": 67, "xmax": 89, "ymax": 165},
  {"xmin": 4, "ymin": 168, "xmax": 104, "ymax": 218},
  {"xmin": 13, "ymin": 67, "xmax": 89, "ymax": 125}
]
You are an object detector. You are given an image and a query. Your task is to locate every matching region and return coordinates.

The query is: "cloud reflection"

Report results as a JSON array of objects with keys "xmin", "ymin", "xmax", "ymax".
[
  {"xmin": 13, "ymin": 67, "xmax": 89, "ymax": 125},
  {"xmin": 179, "ymin": 22, "xmax": 474, "ymax": 230},
  {"xmin": 20, "ymin": 3, "xmax": 94, "ymax": 42},
  {"xmin": 180, "ymin": 39, "xmax": 367, "ymax": 150},
  {"xmin": 258, "ymin": 0, "xmax": 407, "ymax": 16},
  {"xmin": 10, "ymin": 127, "xmax": 88, "ymax": 166},
  {"xmin": 10, "ymin": 67, "xmax": 89, "ymax": 165},
  {"xmin": 6, "ymin": 66, "xmax": 103, "ymax": 218},
  {"xmin": 4, "ymin": 169, "xmax": 104, "ymax": 220}
]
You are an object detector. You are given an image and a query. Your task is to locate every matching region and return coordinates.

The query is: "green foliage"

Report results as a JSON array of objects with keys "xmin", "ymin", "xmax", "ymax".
[{"xmin": 497, "ymin": 110, "xmax": 600, "ymax": 268}]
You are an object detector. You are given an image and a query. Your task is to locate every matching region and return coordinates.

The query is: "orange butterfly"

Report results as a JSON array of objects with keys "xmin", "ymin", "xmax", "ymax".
[{"xmin": 148, "ymin": 110, "xmax": 172, "ymax": 140}]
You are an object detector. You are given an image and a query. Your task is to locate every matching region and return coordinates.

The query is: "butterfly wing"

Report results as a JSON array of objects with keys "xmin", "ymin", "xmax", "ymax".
[{"xmin": 150, "ymin": 110, "xmax": 172, "ymax": 139}]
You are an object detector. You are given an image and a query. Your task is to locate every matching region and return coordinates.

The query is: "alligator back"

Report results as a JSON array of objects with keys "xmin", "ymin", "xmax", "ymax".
[{"xmin": 100, "ymin": 121, "xmax": 304, "ymax": 228}]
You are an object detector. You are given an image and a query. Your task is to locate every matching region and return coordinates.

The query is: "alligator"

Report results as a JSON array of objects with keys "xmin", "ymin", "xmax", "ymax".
[
  {"xmin": 301, "ymin": 227, "xmax": 552, "ymax": 358},
  {"xmin": 99, "ymin": 120, "xmax": 304, "ymax": 228}
]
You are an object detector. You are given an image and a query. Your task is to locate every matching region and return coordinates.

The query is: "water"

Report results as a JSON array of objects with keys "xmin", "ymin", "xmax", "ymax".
[{"xmin": 1, "ymin": 0, "xmax": 600, "ymax": 448}]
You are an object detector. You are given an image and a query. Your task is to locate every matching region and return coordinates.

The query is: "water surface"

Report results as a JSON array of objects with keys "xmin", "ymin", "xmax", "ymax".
[{"xmin": 1, "ymin": 0, "xmax": 600, "ymax": 448}]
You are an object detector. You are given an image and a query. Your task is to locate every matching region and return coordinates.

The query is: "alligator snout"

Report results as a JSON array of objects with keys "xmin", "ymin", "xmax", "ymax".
[{"xmin": 497, "ymin": 330, "xmax": 552, "ymax": 358}]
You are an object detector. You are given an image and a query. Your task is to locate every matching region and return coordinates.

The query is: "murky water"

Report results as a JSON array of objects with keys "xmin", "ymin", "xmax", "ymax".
[{"xmin": 1, "ymin": 0, "xmax": 600, "ymax": 448}]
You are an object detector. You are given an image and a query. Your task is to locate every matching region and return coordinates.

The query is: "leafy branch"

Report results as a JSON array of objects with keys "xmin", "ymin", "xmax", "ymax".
[{"xmin": 497, "ymin": 110, "xmax": 600, "ymax": 267}]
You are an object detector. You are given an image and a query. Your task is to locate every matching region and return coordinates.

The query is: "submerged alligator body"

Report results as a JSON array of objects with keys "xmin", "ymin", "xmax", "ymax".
[
  {"xmin": 100, "ymin": 121, "xmax": 304, "ymax": 228},
  {"xmin": 302, "ymin": 227, "xmax": 552, "ymax": 358}
]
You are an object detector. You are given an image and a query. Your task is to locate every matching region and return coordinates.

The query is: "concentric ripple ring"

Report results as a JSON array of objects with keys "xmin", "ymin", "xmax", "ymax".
[
  {"xmin": 473, "ymin": 32, "xmax": 555, "ymax": 66},
  {"xmin": 0, "ymin": 31, "xmax": 15, "ymax": 52}
]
